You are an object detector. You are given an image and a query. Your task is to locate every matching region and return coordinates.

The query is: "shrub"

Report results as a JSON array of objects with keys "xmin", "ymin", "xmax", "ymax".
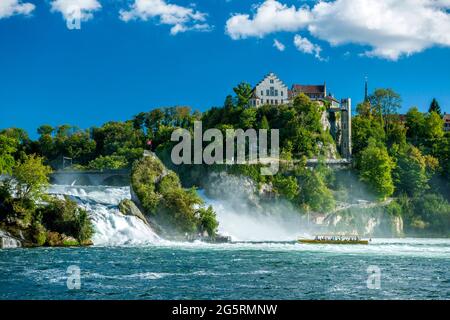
[
  {"xmin": 39, "ymin": 197, "xmax": 94, "ymax": 243},
  {"xmin": 87, "ymin": 155, "xmax": 128, "ymax": 170},
  {"xmin": 198, "ymin": 205, "xmax": 219, "ymax": 237},
  {"xmin": 31, "ymin": 221, "xmax": 47, "ymax": 246}
]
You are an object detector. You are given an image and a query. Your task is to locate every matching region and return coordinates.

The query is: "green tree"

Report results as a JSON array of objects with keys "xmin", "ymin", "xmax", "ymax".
[
  {"xmin": 273, "ymin": 175, "xmax": 299, "ymax": 200},
  {"xmin": 233, "ymin": 82, "xmax": 253, "ymax": 108},
  {"xmin": 13, "ymin": 154, "xmax": 52, "ymax": 200},
  {"xmin": 368, "ymin": 88, "xmax": 402, "ymax": 134},
  {"xmin": 359, "ymin": 140, "xmax": 395, "ymax": 200},
  {"xmin": 295, "ymin": 166, "xmax": 335, "ymax": 212},
  {"xmin": 260, "ymin": 115, "xmax": 270, "ymax": 130},
  {"xmin": 40, "ymin": 196, "xmax": 94, "ymax": 243},
  {"xmin": 37, "ymin": 125, "xmax": 54, "ymax": 136},
  {"xmin": 0, "ymin": 135, "xmax": 18, "ymax": 174},
  {"xmin": 392, "ymin": 144, "xmax": 429, "ymax": 196},
  {"xmin": 424, "ymin": 111, "xmax": 444, "ymax": 141},
  {"xmin": 386, "ymin": 120, "xmax": 407, "ymax": 147},
  {"xmin": 223, "ymin": 95, "xmax": 235, "ymax": 110},
  {"xmin": 87, "ymin": 155, "xmax": 128, "ymax": 170},
  {"xmin": 406, "ymin": 107, "xmax": 426, "ymax": 144},
  {"xmin": 352, "ymin": 115, "xmax": 385, "ymax": 158},
  {"xmin": 198, "ymin": 205, "xmax": 219, "ymax": 237},
  {"xmin": 428, "ymin": 98, "xmax": 442, "ymax": 116},
  {"xmin": 239, "ymin": 108, "xmax": 257, "ymax": 129},
  {"xmin": 73, "ymin": 208, "xmax": 94, "ymax": 243},
  {"xmin": 411, "ymin": 194, "xmax": 450, "ymax": 235}
]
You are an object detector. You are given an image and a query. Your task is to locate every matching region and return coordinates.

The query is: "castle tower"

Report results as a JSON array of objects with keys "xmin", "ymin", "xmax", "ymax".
[{"xmin": 341, "ymin": 98, "xmax": 352, "ymax": 159}]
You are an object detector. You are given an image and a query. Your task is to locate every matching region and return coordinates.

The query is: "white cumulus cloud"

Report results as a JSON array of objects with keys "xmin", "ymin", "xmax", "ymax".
[
  {"xmin": 273, "ymin": 39, "xmax": 285, "ymax": 51},
  {"xmin": 293, "ymin": 35, "xmax": 324, "ymax": 60},
  {"xmin": 0, "ymin": 0, "xmax": 35, "ymax": 19},
  {"xmin": 119, "ymin": 0, "xmax": 212, "ymax": 35},
  {"xmin": 226, "ymin": 0, "xmax": 311, "ymax": 39},
  {"xmin": 226, "ymin": 0, "xmax": 450, "ymax": 60},
  {"xmin": 50, "ymin": 0, "xmax": 102, "ymax": 22}
]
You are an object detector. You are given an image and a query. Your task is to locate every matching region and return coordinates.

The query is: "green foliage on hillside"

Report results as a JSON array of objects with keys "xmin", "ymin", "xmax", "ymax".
[
  {"xmin": 0, "ymin": 145, "xmax": 94, "ymax": 246},
  {"xmin": 352, "ymin": 91, "xmax": 450, "ymax": 235},
  {"xmin": 201, "ymin": 93, "xmax": 334, "ymax": 158},
  {"xmin": 131, "ymin": 156, "xmax": 218, "ymax": 237},
  {"xmin": 358, "ymin": 139, "xmax": 395, "ymax": 200}
]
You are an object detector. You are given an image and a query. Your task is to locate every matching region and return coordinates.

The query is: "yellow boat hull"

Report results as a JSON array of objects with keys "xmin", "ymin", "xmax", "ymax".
[{"xmin": 299, "ymin": 239, "xmax": 369, "ymax": 245}]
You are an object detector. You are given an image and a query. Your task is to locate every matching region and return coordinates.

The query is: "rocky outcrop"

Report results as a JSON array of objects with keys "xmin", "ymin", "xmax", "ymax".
[
  {"xmin": 0, "ymin": 230, "xmax": 22, "ymax": 249},
  {"xmin": 321, "ymin": 206, "xmax": 404, "ymax": 237},
  {"xmin": 119, "ymin": 199, "xmax": 150, "ymax": 226},
  {"xmin": 131, "ymin": 155, "xmax": 219, "ymax": 239}
]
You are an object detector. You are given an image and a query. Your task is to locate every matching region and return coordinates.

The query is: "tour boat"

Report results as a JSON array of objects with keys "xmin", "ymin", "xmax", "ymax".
[{"xmin": 298, "ymin": 235, "xmax": 369, "ymax": 245}]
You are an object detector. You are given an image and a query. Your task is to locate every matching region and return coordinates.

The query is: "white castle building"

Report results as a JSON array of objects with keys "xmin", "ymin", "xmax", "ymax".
[{"xmin": 249, "ymin": 72, "xmax": 352, "ymax": 159}]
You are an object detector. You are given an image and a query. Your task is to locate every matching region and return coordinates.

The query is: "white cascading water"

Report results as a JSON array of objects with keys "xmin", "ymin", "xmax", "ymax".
[{"xmin": 47, "ymin": 185, "xmax": 161, "ymax": 246}]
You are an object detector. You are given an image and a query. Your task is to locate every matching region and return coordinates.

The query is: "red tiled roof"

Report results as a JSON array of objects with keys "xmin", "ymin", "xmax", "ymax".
[
  {"xmin": 291, "ymin": 84, "xmax": 325, "ymax": 94},
  {"xmin": 398, "ymin": 114, "xmax": 407, "ymax": 122}
]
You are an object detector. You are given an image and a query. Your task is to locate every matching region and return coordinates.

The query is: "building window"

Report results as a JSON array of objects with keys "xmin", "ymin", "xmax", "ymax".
[
  {"xmin": 275, "ymin": 89, "xmax": 278, "ymax": 96},
  {"xmin": 270, "ymin": 79, "xmax": 274, "ymax": 84},
  {"xmin": 266, "ymin": 89, "xmax": 270, "ymax": 96},
  {"xmin": 281, "ymin": 91, "xmax": 283, "ymax": 96},
  {"xmin": 261, "ymin": 90, "xmax": 264, "ymax": 96},
  {"xmin": 267, "ymin": 99, "xmax": 269, "ymax": 104},
  {"xmin": 270, "ymin": 87, "xmax": 275, "ymax": 96}
]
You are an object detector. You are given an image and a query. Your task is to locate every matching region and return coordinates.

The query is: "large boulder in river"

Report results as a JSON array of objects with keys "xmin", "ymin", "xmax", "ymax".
[{"xmin": 118, "ymin": 199, "xmax": 150, "ymax": 226}]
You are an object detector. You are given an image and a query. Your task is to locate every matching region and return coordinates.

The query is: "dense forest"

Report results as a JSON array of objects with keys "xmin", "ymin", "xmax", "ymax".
[{"xmin": 1, "ymin": 83, "xmax": 450, "ymax": 239}]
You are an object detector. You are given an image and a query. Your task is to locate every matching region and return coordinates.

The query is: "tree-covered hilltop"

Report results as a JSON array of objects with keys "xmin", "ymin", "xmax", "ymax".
[{"xmin": 1, "ymin": 83, "xmax": 450, "ymax": 237}]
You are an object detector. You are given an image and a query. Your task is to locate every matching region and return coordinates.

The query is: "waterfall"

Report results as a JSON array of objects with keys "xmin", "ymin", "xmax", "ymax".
[
  {"xmin": 198, "ymin": 190, "xmax": 308, "ymax": 242},
  {"xmin": 47, "ymin": 185, "xmax": 160, "ymax": 246}
]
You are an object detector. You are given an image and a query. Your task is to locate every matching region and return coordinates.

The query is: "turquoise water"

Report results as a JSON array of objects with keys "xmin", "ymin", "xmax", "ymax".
[{"xmin": 1, "ymin": 239, "xmax": 449, "ymax": 300}]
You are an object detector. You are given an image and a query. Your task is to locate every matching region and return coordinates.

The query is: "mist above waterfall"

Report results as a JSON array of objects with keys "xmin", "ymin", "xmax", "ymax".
[{"xmin": 199, "ymin": 173, "xmax": 316, "ymax": 241}]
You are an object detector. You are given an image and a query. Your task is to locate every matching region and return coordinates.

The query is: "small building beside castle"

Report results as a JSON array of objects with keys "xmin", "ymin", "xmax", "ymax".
[
  {"xmin": 249, "ymin": 72, "xmax": 352, "ymax": 159},
  {"xmin": 444, "ymin": 113, "xmax": 450, "ymax": 132}
]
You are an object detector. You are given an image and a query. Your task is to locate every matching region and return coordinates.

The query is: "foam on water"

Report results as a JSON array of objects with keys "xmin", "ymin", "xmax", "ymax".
[{"xmin": 47, "ymin": 185, "xmax": 161, "ymax": 246}]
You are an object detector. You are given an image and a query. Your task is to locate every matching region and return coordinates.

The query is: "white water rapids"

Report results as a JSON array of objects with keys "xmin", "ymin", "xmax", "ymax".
[
  {"xmin": 47, "ymin": 185, "xmax": 161, "ymax": 246},
  {"xmin": 46, "ymin": 184, "xmax": 307, "ymax": 246},
  {"xmin": 43, "ymin": 185, "xmax": 450, "ymax": 260}
]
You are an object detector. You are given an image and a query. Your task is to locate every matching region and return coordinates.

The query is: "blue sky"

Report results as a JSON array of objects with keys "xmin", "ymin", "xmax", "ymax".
[{"xmin": 1, "ymin": 0, "xmax": 450, "ymax": 138}]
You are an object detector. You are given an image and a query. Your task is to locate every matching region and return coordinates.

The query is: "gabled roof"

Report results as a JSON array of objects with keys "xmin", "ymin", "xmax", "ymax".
[
  {"xmin": 443, "ymin": 113, "xmax": 450, "ymax": 121},
  {"xmin": 254, "ymin": 72, "xmax": 288, "ymax": 89},
  {"xmin": 291, "ymin": 84, "xmax": 326, "ymax": 94}
]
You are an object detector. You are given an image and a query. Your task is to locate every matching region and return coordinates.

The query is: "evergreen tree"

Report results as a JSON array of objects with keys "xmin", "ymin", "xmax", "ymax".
[
  {"xmin": 233, "ymin": 82, "xmax": 253, "ymax": 108},
  {"xmin": 428, "ymin": 98, "xmax": 442, "ymax": 116}
]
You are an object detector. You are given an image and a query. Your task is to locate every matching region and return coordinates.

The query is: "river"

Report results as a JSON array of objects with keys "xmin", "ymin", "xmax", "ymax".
[{"xmin": 0, "ymin": 185, "xmax": 449, "ymax": 299}]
